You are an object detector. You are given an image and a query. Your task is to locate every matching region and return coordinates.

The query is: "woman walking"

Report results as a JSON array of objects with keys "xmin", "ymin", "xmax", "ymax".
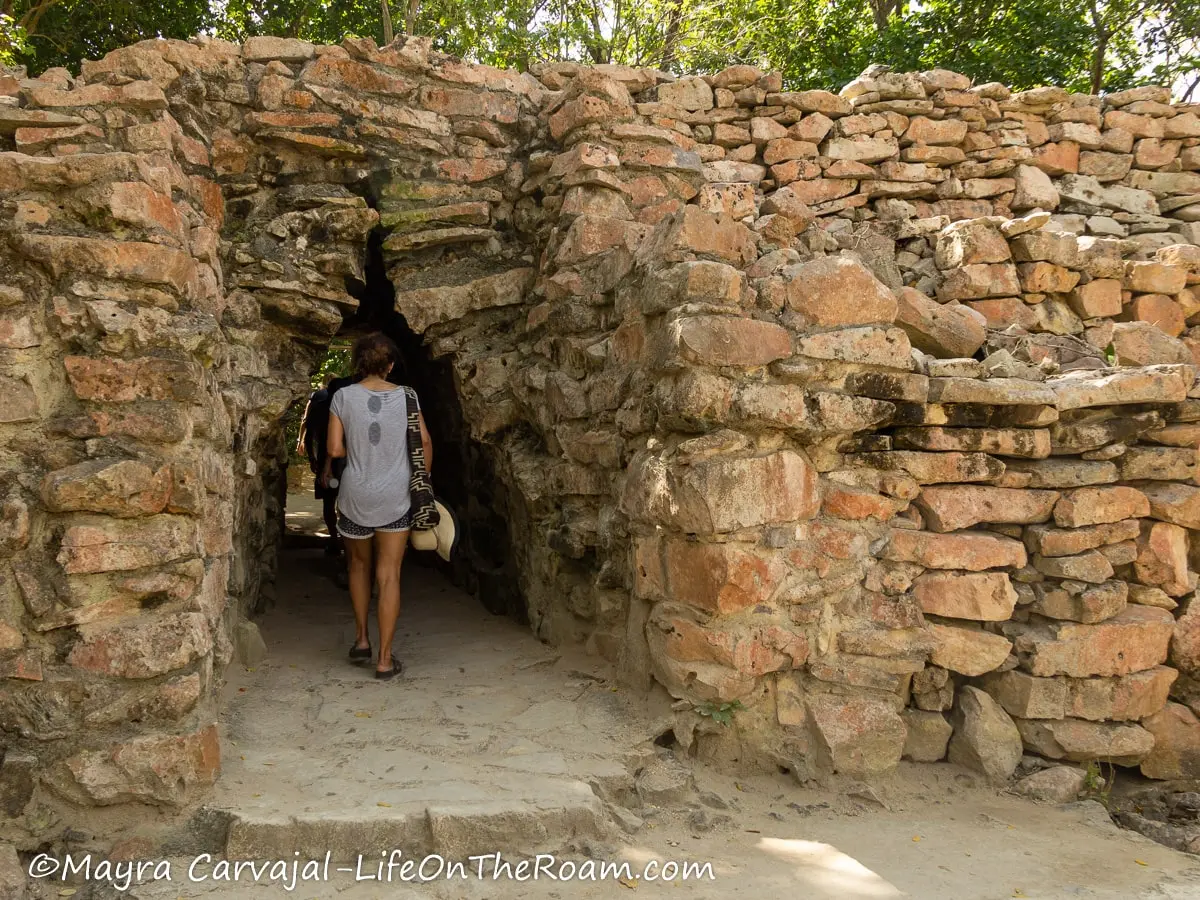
[{"xmin": 323, "ymin": 333, "xmax": 431, "ymax": 680}]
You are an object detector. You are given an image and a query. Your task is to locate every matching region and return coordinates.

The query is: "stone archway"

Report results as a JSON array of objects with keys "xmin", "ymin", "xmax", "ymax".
[{"xmin": 2, "ymin": 35, "xmax": 1200, "ymax": 851}]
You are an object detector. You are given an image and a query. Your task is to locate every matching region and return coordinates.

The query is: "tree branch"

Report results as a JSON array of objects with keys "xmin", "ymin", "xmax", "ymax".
[{"xmin": 18, "ymin": 0, "xmax": 58, "ymax": 34}]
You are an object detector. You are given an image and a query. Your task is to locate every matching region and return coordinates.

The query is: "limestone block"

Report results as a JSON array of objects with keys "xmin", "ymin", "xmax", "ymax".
[
  {"xmin": 1015, "ymin": 606, "xmax": 1175, "ymax": 677},
  {"xmin": 915, "ymin": 485, "xmax": 1059, "ymax": 532},
  {"xmin": 1066, "ymin": 666, "xmax": 1177, "ymax": 721},
  {"xmin": 1053, "ymin": 486, "xmax": 1149, "ymax": 527},
  {"xmin": 1016, "ymin": 717, "xmax": 1154, "ymax": 766},
  {"xmin": 1140, "ymin": 703, "xmax": 1200, "ymax": 779},
  {"xmin": 913, "ymin": 571, "xmax": 1018, "ymax": 621},
  {"xmin": 882, "ymin": 528, "xmax": 1026, "ymax": 570},
  {"xmin": 785, "ymin": 256, "xmax": 898, "ymax": 326},
  {"xmin": 929, "ymin": 623, "xmax": 1012, "ymax": 676},
  {"xmin": 948, "ymin": 686, "xmax": 1023, "ymax": 783},
  {"xmin": 806, "ymin": 695, "xmax": 906, "ymax": 777},
  {"xmin": 901, "ymin": 710, "xmax": 952, "ymax": 762}
]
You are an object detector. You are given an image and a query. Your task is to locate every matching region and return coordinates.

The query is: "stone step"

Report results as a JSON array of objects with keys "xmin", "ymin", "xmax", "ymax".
[{"xmin": 219, "ymin": 778, "xmax": 613, "ymax": 862}]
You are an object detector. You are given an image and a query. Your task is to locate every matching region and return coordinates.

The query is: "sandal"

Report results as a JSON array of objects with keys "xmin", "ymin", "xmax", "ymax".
[
  {"xmin": 349, "ymin": 643, "xmax": 371, "ymax": 662},
  {"xmin": 375, "ymin": 655, "xmax": 402, "ymax": 680}
]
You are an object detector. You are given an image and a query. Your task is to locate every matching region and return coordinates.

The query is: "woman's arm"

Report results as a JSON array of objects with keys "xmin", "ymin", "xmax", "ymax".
[
  {"xmin": 418, "ymin": 411, "xmax": 432, "ymax": 477},
  {"xmin": 296, "ymin": 397, "xmax": 312, "ymax": 457},
  {"xmin": 327, "ymin": 412, "xmax": 346, "ymax": 458}
]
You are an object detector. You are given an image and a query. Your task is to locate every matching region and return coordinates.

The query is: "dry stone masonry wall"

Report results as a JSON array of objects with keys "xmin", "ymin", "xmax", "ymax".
[{"xmin": 0, "ymin": 36, "xmax": 1199, "ymax": 843}]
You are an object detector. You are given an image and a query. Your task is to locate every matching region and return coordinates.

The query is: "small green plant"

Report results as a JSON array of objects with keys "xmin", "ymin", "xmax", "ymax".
[
  {"xmin": 693, "ymin": 700, "xmax": 744, "ymax": 727},
  {"xmin": 1082, "ymin": 760, "xmax": 1115, "ymax": 808},
  {"xmin": 1104, "ymin": 342, "xmax": 1118, "ymax": 366}
]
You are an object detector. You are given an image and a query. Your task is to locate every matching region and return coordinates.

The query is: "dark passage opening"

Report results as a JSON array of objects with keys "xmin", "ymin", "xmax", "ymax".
[{"xmin": 292, "ymin": 219, "xmax": 525, "ymax": 622}]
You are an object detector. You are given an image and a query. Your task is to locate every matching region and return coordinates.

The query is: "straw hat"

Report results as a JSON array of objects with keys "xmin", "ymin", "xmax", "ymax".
[{"xmin": 410, "ymin": 499, "xmax": 457, "ymax": 562}]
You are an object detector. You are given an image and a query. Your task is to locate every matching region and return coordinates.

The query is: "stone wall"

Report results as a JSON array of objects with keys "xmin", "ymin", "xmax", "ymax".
[{"xmin": 1, "ymin": 36, "xmax": 1199, "ymax": 845}]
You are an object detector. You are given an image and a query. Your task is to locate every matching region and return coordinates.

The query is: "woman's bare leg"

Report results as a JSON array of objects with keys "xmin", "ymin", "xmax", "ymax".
[
  {"xmin": 345, "ymin": 536, "xmax": 373, "ymax": 650},
  {"xmin": 373, "ymin": 530, "xmax": 409, "ymax": 672}
]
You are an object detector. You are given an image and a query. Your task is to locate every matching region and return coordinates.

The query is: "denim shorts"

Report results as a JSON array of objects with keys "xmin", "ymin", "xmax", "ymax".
[{"xmin": 336, "ymin": 510, "xmax": 413, "ymax": 539}]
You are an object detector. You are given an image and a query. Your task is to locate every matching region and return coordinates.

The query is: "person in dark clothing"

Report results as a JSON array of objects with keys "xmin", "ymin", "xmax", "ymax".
[{"xmin": 297, "ymin": 373, "xmax": 360, "ymax": 556}]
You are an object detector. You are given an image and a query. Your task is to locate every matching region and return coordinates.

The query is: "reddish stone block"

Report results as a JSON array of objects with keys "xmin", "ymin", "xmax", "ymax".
[
  {"xmin": 68, "ymin": 611, "xmax": 212, "ymax": 679},
  {"xmin": 1134, "ymin": 521, "xmax": 1191, "ymax": 597},
  {"xmin": 660, "ymin": 615, "xmax": 807, "ymax": 675},
  {"xmin": 651, "ymin": 540, "xmax": 785, "ymax": 614},
  {"xmin": 1053, "ymin": 486, "xmax": 1150, "ymax": 527},
  {"xmin": 1131, "ymin": 293, "xmax": 1186, "ymax": 337},
  {"xmin": 42, "ymin": 458, "xmax": 172, "ymax": 518},
  {"xmin": 806, "ymin": 695, "xmax": 906, "ymax": 776},
  {"xmin": 14, "ymin": 234, "xmax": 196, "ymax": 294},
  {"xmin": 1017, "ymin": 717, "xmax": 1154, "ymax": 765},
  {"xmin": 929, "ymin": 623, "xmax": 1013, "ymax": 676},
  {"xmin": 64, "ymin": 356, "xmax": 203, "ymax": 403},
  {"xmin": 1066, "ymin": 666, "xmax": 1177, "ymax": 721},
  {"xmin": 785, "ymin": 256, "xmax": 898, "ymax": 326},
  {"xmin": 821, "ymin": 484, "xmax": 902, "ymax": 521},
  {"xmin": 0, "ymin": 376, "xmax": 38, "ymax": 424},
  {"xmin": 884, "ymin": 528, "xmax": 1027, "ymax": 570},
  {"xmin": 1142, "ymin": 482, "xmax": 1200, "ymax": 530},
  {"xmin": 1019, "ymin": 606, "xmax": 1175, "ymax": 677},
  {"xmin": 913, "ymin": 571, "xmax": 1018, "ymax": 621},
  {"xmin": 646, "ymin": 205, "xmax": 756, "ymax": 266},
  {"xmin": 625, "ymin": 450, "xmax": 820, "ymax": 534},
  {"xmin": 1172, "ymin": 598, "xmax": 1200, "ymax": 677},
  {"xmin": 674, "ymin": 315, "xmax": 792, "ymax": 367},
  {"xmin": 1140, "ymin": 703, "xmax": 1200, "ymax": 779},
  {"xmin": 0, "ymin": 650, "xmax": 43, "ymax": 681},
  {"xmin": 55, "ymin": 723, "xmax": 220, "ymax": 806},
  {"xmin": 915, "ymin": 485, "xmax": 1059, "ymax": 532}
]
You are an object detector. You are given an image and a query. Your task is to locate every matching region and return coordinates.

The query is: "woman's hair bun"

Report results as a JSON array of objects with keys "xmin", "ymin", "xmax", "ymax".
[{"xmin": 352, "ymin": 332, "xmax": 399, "ymax": 377}]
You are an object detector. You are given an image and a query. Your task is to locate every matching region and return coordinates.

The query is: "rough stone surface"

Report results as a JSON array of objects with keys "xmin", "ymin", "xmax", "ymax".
[
  {"xmin": 806, "ymin": 695, "xmax": 907, "ymax": 777},
  {"xmin": 915, "ymin": 485, "xmax": 1059, "ymax": 532},
  {"xmin": 1018, "ymin": 606, "xmax": 1176, "ymax": 677},
  {"xmin": 929, "ymin": 623, "xmax": 1013, "ymax": 676},
  {"xmin": 1016, "ymin": 718, "xmax": 1155, "ymax": 765},
  {"xmin": 785, "ymin": 256, "xmax": 898, "ymax": 326},
  {"xmin": 913, "ymin": 571, "xmax": 1018, "ymax": 621},
  {"xmin": 1053, "ymin": 487, "xmax": 1150, "ymax": 527},
  {"xmin": 1012, "ymin": 766, "xmax": 1087, "ymax": 803},
  {"xmin": 901, "ymin": 709, "xmax": 953, "ymax": 762},
  {"xmin": 1139, "ymin": 703, "xmax": 1200, "ymax": 779},
  {"xmin": 948, "ymin": 686, "xmax": 1023, "ymax": 783}
]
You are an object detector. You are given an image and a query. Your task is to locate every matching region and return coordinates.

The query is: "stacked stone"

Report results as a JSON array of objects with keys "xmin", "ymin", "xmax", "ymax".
[
  {"xmin": 2, "ymin": 38, "xmax": 1200, "ymax": 846},
  {"xmin": 0, "ymin": 49, "xmax": 235, "ymax": 815}
]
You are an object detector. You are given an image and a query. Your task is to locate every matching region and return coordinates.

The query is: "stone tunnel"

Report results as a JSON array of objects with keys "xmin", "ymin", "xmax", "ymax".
[{"xmin": 0, "ymin": 34, "xmax": 1199, "ymax": 844}]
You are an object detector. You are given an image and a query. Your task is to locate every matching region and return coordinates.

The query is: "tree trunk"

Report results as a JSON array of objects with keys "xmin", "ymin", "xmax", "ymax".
[
  {"xmin": 381, "ymin": 0, "xmax": 393, "ymax": 43},
  {"xmin": 660, "ymin": 0, "xmax": 683, "ymax": 72},
  {"xmin": 1090, "ymin": 32, "xmax": 1108, "ymax": 94},
  {"xmin": 405, "ymin": 0, "xmax": 420, "ymax": 36},
  {"xmin": 870, "ymin": 0, "xmax": 904, "ymax": 32}
]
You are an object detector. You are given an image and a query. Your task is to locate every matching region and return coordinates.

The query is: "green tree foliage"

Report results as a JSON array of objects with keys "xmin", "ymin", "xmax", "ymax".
[
  {"xmin": 3, "ymin": 0, "xmax": 215, "ymax": 72},
  {"xmin": 3, "ymin": 0, "xmax": 1197, "ymax": 99}
]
